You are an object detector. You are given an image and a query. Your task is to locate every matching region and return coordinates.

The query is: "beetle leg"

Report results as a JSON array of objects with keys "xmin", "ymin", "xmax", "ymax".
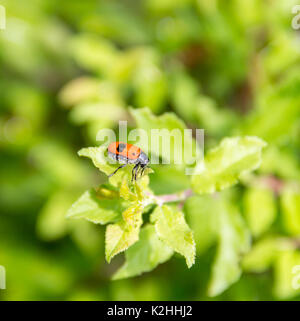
[
  {"xmin": 131, "ymin": 167, "xmax": 135, "ymax": 182},
  {"xmin": 140, "ymin": 165, "xmax": 147, "ymax": 177},
  {"xmin": 135, "ymin": 165, "xmax": 140, "ymax": 181},
  {"xmin": 108, "ymin": 164, "xmax": 127, "ymax": 178},
  {"xmin": 131, "ymin": 164, "xmax": 139, "ymax": 182},
  {"xmin": 135, "ymin": 165, "xmax": 141, "ymax": 180}
]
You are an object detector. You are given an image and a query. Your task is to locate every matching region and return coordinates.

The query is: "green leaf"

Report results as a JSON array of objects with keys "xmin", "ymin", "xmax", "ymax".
[
  {"xmin": 184, "ymin": 195, "xmax": 219, "ymax": 254},
  {"xmin": 149, "ymin": 164, "xmax": 191, "ymax": 194},
  {"xmin": 78, "ymin": 144, "xmax": 115, "ymax": 174},
  {"xmin": 105, "ymin": 218, "xmax": 142, "ymax": 263},
  {"xmin": 130, "ymin": 107, "xmax": 198, "ymax": 166},
  {"xmin": 66, "ymin": 189, "xmax": 123, "ymax": 224},
  {"xmin": 259, "ymin": 145, "xmax": 300, "ymax": 180},
  {"xmin": 59, "ymin": 77, "xmax": 103, "ymax": 107},
  {"xmin": 122, "ymin": 203, "xmax": 143, "ymax": 227},
  {"xmin": 208, "ymin": 201, "xmax": 251, "ymax": 297},
  {"xmin": 273, "ymin": 250, "xmax": 300, "ymax": 300},
  {"xmin": 280, "ymin": 188, "xmax": 300, "ymax": 236},
  {"xmin": 112, "ymin": 224, "xmax": 173, "ymax": 280},
  {"xmin": 78, "ymin": 145, "xmax": 127, "ymax": 185},
  {"xmin": 119, "ymin": 180, "xmax": 151, "ymax": 226},
  {"xmin": 192, "ymin": 136, "xmax": 267, "ymax": 194},
  {"xmin": 78, "ymin": 146, "xmax": 124, "ymax": 185},
  {"xmin": 243, "ymin": 187, "xmax": 276, "ymax": 237},
  {"xmin": 242, "ymin": 237, "xmax": 281, "ymax": 273},
  {"xmin": 151, "ymin": 205, "xmax": 195, "ymax": 268},
  {"xmin": 70, "ymin": 34, "xmax": 118, "ymax": 75}
]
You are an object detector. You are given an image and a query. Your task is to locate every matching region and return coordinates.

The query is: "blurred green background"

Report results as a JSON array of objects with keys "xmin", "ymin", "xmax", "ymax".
[{"xmin": 1, "ymin": 0, "xmax": 300, "ymax": 301}]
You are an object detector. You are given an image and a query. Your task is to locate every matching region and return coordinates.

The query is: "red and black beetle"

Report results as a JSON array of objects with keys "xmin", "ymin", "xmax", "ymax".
[{"xmin": 107, "ymin": 142, "xmax": 149, "ymax": 181}]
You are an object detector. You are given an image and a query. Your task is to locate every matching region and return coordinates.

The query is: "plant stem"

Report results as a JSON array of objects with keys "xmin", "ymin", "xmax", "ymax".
[{"xmin": 148, "ymin": 189, "xmax": 193, "ymax": 206}]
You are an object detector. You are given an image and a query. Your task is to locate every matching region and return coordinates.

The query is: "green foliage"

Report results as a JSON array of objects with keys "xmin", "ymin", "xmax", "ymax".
[
  {"xmin": 208, "ymin": 198, "xmax": 251, "ymax": 297},
  {"xmin": 273, "ymin": 250, "xmax": 300, "ymax": 300},
  {"xmin": 184, "ymin": 196, "xmax": 218, "ymax": 254},
  {"xmin": 66, "ymin": 189, "xmax": 123, "ymax": 225},
  {"xmin": 242, "ymin": 237, "xmax": 281, "ymax": 273},
  {"xmin": 105, "ymin": 219, "xmax": 142, "ymax": 263},
  {"xmin": 67, "ymin": 108, "xmax": 265, "ymax": 293},
  {"xmin": 243, "ymin": 187, "xmax": 276, "ymax": 237},
  {"xmin": 131, "ymin": 107, "xmax": 197, "ymax": 166},
  {"xmin": 113, "ymin": 225, "xmax": 173, "ymax": 280},
  {"xmin": 1, "ymin": 0, "xmax": 300, "ymax": 301},
  {"xmin": 192, "ymin": 136, "xmax": 267, "ymax": 194},
  {"xmin": 280, "ymin": 187, "xmax": 300, "ymax": 236},
  {"xmin": 151, "ymin": 205, "xmax": 195, "ymax": 268}
]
